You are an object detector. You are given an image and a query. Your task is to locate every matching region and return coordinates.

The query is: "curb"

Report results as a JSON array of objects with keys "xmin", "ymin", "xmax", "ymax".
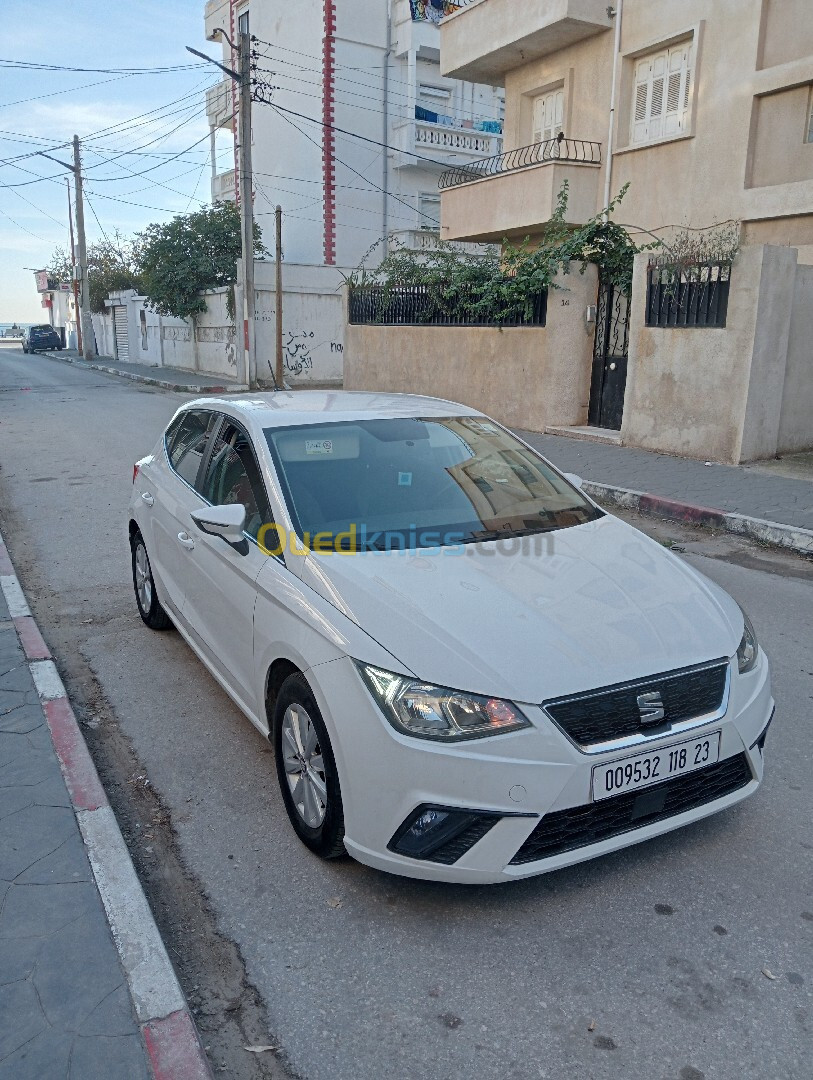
[
  {"xmin": 0, "ymin": 531, "xmax": 213, "ymax": 1080},
  {"xmin": 584, "ymin": 481, "xmax": 813, "ymax": 556},
  {"xmin": 41, "ymin": 349, "xmax": 247, "ymax": 395}
]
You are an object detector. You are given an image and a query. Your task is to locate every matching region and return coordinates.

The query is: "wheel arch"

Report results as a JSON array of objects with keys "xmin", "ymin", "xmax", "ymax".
[{"xmin": 265, "ymin": 657, "xmax": 303, "ymax": 734}]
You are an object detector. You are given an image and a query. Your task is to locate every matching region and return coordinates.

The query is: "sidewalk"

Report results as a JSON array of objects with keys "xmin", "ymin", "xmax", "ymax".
[
  {"xmin": 48, "ymin": 348, "xmax": 247, "ymax": 394},
  {"xmin": 0, "ymin": 538, "xmax": 211, "ymax": 1078},
  {"xmin": 520, "ymin": 430, "xmax": 813, "ymax": 552}
]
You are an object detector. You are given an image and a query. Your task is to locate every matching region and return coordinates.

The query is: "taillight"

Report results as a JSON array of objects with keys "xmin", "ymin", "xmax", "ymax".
[{"xmin": 133, "ymin": 464, "xmax": 140, "ymax": 484}]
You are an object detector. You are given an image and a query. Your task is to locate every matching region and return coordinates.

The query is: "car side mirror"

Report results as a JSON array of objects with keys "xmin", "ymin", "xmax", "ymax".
[
  {"xmin": 563, "ymin": 472, "xmax": 584, "ymax": 490},
  {"xmin": 191, "ymin": 504, "xmax": 248, "ymax": 553}
]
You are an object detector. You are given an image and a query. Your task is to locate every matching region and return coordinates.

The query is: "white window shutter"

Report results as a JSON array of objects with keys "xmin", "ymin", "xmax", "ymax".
[
  {"xmin": 533, "ymin": 89, "xmax": 565, "ymax": 146},
  {"xmin": 553, "ymin": 89, "xmax": 564, "ymax": 137},
  {"xmin": 632, "ymin": 57, "xmax": 651, "ymax": 144},
  {"xmin": 664, "ymin": 46, "xmax": 690, "ymax": 135},
  {"xmin": 649, "ymin": 51, "xmax": 667, "ymax": 140}
]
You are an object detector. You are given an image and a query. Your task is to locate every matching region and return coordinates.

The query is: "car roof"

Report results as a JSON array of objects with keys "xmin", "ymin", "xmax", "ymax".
[{"xmin": 180, "ymin": 390, "xmax": 482, "ymax": 428}]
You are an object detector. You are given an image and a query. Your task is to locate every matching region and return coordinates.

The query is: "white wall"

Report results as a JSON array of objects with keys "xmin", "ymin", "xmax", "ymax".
[{"xmin": 105, "ymin": 265, "xmax": 345, "ymax": 385}]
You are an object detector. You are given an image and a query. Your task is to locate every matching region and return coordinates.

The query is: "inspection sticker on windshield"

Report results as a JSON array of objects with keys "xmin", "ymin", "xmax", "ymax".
[{"xmin": 305, "ymin": 439, "xmax": 333, "ymax": 456}]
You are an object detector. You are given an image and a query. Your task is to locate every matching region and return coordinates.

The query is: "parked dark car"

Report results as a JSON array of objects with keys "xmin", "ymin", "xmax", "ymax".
[{"xmin": 22, "ymin": 325, "xmax": 62, "ymax": 353}]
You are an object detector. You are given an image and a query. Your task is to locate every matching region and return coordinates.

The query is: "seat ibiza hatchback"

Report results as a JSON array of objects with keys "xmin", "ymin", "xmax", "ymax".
[{"xmin": 128, "ymin": 392, "xmax": 772, "ymax": 883}]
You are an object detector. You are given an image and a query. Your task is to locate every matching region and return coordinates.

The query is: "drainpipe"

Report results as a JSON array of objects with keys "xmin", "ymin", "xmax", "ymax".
[
  {"xmin": 382, "ymin": 4, "xmax": 392, "ymax": 258},
  {"xmin": 603, "ymin": 0, "xmax": 623, "ymax": 218}
]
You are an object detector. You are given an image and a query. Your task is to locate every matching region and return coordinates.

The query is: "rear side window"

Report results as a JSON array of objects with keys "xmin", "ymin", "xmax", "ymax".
[
  {"xmin": 200, "ymin": 420, "xmax": 273, "ymax": 541},
  {"xmin": 166, "ymin": 410, "xmax": 213, "ymax": 488}
]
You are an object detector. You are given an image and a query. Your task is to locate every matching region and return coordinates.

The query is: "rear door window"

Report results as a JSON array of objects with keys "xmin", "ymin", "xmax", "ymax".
[
  {"xmin": 166, "ymin": 410, "xmax": 215, "ymax": 489},
  {"xmin": 200, "ymin": 419, "xmax": 273, "ymax": 541}
]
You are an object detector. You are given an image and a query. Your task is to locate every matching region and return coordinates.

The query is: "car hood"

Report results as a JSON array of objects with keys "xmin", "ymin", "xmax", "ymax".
[{"xmin": 299, "ymin": 515, "xmax": 743, "ymax": 703}]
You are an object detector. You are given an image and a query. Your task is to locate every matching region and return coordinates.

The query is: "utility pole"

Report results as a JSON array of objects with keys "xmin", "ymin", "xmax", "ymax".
[
  {"xmin": 186, "ymin": 34, "xmax": 256, "ymax": 388},
  {"xmin": 275, "ymin": 205, "xmax": 283, "ymax": 390},
  {"xmin": 238, "ymin": 31, "xmax": 256, "ymax": 389},
  {"xmin": 66, "ymin": 178, "xmax": 82, "ymax": 355},
  {"xmin": 37, "ymin": 138, "xmax": 93, "ymax": 361},
  {"xmin": 72, "ymin": 136, "xmax": 94, "ymax": 362}
]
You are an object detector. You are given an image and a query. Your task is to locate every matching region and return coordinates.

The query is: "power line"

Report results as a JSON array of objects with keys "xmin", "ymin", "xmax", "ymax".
[
  {"xmin": 0, "ymin": 73, "xmax": 138, "ymax": 111},
  {"xmin": 264, "ymin": 102, "xmax": 440, "ymax": 226},
  {"xmin": 0, "ymin": 58, "xmax": 207, "ymax": 74}
]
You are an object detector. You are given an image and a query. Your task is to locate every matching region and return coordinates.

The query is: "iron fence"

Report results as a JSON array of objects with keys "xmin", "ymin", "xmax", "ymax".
[
  {"xmin": 438, "ymin": 137, "xmax": 602, "ymax": 190},
  {"xmin": 348, "ymin": 284, "xmax": 547, "ymax": 327},
  {"xmin": 645, "ymin": 260, "xmax": 731, "ymax": 328}
]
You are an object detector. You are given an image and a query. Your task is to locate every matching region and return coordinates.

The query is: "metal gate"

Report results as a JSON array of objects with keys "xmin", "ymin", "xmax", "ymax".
[
  {"xmin": 588, "ymin": 279, "xmax": 630, "ymax": 431},
  {"xmin": 113, "ymin": 305, "xmax": 129, "ymax": 361}
]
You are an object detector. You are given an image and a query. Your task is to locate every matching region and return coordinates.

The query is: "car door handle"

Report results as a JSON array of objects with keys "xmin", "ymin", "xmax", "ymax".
[
  {"xmin": 140, "ymin": 492, "xmax": 154, "ymax": 506},
  {"xmin": 177, "ymin": 532, "xmax": 195, "ymax": 550}
]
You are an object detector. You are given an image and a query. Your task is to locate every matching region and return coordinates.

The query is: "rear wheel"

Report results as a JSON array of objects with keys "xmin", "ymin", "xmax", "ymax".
[
  {"xmin": 131, "ymin": 531, "xmax": 171, "ymax": 630},
  {"xmin": 273, "ymin": 673, "xmax": 345, "ymax": 858}
]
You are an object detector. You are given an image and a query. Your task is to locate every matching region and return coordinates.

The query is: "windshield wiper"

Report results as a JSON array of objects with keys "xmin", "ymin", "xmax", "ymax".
[{"xmin": 459, "ymin": 525, "xmax": 559, "ymax": 544}]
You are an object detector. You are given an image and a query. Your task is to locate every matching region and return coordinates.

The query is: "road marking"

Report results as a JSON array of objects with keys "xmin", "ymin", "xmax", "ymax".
[{"xmin": 30, "ymin": 658, "xmax": 67, "ymax": 700}]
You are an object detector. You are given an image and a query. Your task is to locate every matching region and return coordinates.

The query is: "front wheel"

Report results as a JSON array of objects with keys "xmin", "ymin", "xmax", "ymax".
[
  {"xmin": 273, "ymin": 673, "xmax": 345, "ymax": 858},
  {"xmin": 131, "ymin": 531, "xmax": 171, "ymax": 630}
]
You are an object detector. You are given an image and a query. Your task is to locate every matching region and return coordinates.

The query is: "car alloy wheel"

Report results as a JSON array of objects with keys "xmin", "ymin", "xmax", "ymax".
[
  {"xmin": 131, "ymin": 532, "xmax": 171, "ymax": 630},
  {"xmin": 273, "ymin": 673, "xmax": 345, "ymax": 858}
]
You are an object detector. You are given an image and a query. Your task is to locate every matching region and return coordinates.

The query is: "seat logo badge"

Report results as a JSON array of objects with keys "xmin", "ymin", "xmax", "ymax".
[{"xmin": 637, "ymin": 690, "xmax": 665, "ymax": 725}]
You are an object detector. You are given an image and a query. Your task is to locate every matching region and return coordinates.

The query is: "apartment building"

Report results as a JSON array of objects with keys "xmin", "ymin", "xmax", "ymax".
[
  {"xmin": 203, "ymin": 0, "xmax": 505, "ymax": 269},
  {"xmin": 439, "ymin": 0, "xmax": 813, "ymax": 258},
  {"xmin": 346, "ymin": 0, "xmax": 812, "ymax": 463}
]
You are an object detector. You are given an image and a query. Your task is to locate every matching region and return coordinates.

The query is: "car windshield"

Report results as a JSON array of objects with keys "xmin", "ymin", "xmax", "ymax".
[{"xmin": 264, "ymin": 416, "xmax": 602, "ymax": 551}]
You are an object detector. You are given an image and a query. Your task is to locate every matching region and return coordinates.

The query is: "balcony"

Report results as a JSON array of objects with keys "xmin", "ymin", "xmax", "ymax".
[
  {"xmin": 393, "ymin": 118, "xmax": 502, "ymax": 168},
  {"xmin": 206, "ymin": 78, "xmax": 233, "ymax": 130},
  {"xmin": 212, "ymin": 169, "xmax": 236, "ymax": 203},
  {"xmin": 388, "ymin": 228, "xmax": 498, "ymax": 256},
  {"xmin": 441, "ymin": 0, "xmax": 612, "ymax": 85},
  {"xmin": 439, "ymin": 138, "xmax": 602, "ymax": 243}
]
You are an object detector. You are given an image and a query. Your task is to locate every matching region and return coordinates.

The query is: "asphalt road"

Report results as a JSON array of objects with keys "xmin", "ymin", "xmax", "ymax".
[{"xmin": 1, "ymin": 345, "xmax": 811, "ymax": 1080}]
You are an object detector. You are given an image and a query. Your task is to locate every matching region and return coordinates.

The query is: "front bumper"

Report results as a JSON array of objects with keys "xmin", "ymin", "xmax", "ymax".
[{"xmin": 308, "ymin": 652, "xmax": 773, "ymax": 884}]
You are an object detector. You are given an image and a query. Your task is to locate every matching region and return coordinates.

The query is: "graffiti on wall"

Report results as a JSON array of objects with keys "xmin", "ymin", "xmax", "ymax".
[{"xmin": 283, "ymin": 329, "xmax": 315, "ymax": 376}]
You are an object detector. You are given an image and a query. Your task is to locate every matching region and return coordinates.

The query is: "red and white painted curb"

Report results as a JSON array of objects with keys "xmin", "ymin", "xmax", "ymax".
[
  {"xmin": 583, "ymin": 481, "xmax": 813, "ymax": 556},
  {"xmin": 0, "ymin": 530, "xmax": 213, "ymax": 1080}
]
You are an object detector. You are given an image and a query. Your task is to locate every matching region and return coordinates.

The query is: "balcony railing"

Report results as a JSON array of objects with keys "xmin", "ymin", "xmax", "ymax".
[
  {"xmin": 388, "ymin": 228, "xmax": 498, "ymax": 256},
  {"xmin": 439, "ymin": 137, "xmax": 602, "ymax": 189},
  {"xmin": 212, "ymin": 169, "xmax": 236, "ymax": 202}
]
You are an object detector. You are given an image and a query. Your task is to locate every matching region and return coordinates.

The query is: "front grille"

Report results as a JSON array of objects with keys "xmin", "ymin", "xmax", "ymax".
[
  {"xmin": 544, "ymin": 660, "xmax": 729, "ymax": 747},
  {"xmin": 509, "ymin": 753, "xmax": 752, "ymax": 865}
]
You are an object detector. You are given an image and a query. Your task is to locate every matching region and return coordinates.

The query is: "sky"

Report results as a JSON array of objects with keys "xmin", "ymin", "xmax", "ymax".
[{"xmin": 0, "ymin": 0, "xmax": 225, "ymax": 321}]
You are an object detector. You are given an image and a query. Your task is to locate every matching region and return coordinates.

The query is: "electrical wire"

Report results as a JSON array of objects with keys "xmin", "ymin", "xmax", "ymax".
[
  {"xmin": 263, "ymin": 101, "xmax": 440, "ymax": 225},
  {"xmin": 0, "ymin": 58, "xmax": 207, "ymax": 74}
]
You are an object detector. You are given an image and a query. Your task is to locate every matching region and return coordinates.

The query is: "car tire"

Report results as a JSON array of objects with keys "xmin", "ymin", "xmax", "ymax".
[
  {"xmin": 56, "ymin": 345, "xmax": 63, "ymax": 351},
  {"xmin": 131, "ymin": 531, "xmax": 171, "ymax": 630},
  {"xmin": 273, "ymin": 673, "xmax": 346, "ymax": 859}
]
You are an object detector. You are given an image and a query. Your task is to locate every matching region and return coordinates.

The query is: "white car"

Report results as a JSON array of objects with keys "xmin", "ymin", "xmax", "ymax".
[{"xmin": 128, "ymin": 392, "xmax": 773, "ymax": 884}]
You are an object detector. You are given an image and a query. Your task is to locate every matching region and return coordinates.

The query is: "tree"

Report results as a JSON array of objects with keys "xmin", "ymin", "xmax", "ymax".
[
  {"xmin": 46, "ymin": 232, "xmax": 144, "ymax": 314},
  {"xmin": 137, "ymin": 202, "xmax": 263, "ymax": 321}
]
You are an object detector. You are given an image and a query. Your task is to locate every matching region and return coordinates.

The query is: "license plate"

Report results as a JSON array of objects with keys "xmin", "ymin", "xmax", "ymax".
[{"xmin": 591, "ymin": 731, "xmax": 721, "ymax": 802}]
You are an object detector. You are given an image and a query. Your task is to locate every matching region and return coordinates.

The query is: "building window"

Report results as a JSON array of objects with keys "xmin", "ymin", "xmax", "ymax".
[
  {"xmin": 532, "ymin": 89, "xmax": 564, "ymax": 144},
  {"xmin": 418, "ymin": 84, "xmax": 451, "ymax": 108},
  {"xmin": 418, "ymin": 192, "xmax": 441, "ymax": 230},
  {"xmin": 237, "ymin": 9, "xmax": 249, "ymax": 35},
  {"xmin": 631, "ymin": 41, "xmax": 692, "ymax": 145}
]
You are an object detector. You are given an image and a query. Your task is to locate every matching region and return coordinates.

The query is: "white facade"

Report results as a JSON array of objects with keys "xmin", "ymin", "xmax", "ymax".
[
  {"xmin": 203, "ymin": 0, "xmax": 504, "ymax": 269},
  {"xmin": 99, "ymin": 264, "xmax": 344, "ymax": 386}
]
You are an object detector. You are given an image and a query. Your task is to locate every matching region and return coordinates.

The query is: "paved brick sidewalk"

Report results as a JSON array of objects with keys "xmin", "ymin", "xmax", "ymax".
[
  {"xmin": 0, "ymin": 589, "xmax": 152, "ymax": 1079},
  {"xmin": 520, "ymin": 430, "xmax": 813, "ymax": 532}
]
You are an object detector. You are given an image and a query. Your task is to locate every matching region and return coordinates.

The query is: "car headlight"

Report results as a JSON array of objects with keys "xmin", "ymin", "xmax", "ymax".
[
  {"xmin": 736, "ymin": 606, "xmax": 758, "ymax": 673},
  {"xmin": 356, "ymin": 663, "xmax": 532, "ymax": 742}
]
